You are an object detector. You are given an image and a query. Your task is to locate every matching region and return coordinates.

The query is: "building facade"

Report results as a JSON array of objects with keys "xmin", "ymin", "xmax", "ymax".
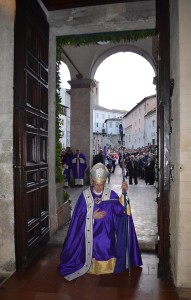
[
  {"xmin": 144, "ymin": 107, "xmax": 156, "ymax": 147},
  {"xmin": 93, "ymin": 104, "xmax": 126, "ymax": 134},
  {"xmin": 93, "ymin": 104, "xmax": 127, "ymax": 151},
  {"xmin": 123, "ymin": 95, "xmax": 156, "ymax": 149}
]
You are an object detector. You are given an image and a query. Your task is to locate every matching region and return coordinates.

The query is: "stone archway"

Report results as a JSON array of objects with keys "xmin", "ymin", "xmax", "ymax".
[
  {"xmin": 90, "ymin": 43, "xmax": 156, "ymax": 79},
  {"xmin": 58, "ymin": 38, "xmax": 157, "ymax": 168}
]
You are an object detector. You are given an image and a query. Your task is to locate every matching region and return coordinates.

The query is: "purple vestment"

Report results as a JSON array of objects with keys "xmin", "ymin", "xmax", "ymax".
[
  {"xmin": 58, "ymin": 187, "xmax": 142, "ymax": 280},
  {"xmin": 71, "ymin": 153, "xmax": 87, "ymax": 185}
]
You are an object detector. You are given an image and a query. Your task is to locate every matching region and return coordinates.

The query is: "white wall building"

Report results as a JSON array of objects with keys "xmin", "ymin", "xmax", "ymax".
[
  {"xmin": 93, "ymin": 104, "xmax": 127, "ymax": 151},
  {"xmin": 60, "ymin": 88, "xmax": 71, "ymax": 148},
  {"xmin": 144, "ymin": 108, "xmax": 157, "ymax": 146},
  {"xmin": 123, "ymin": 95, "xmax": 156, "ymax": 149},
  {"xmin": 93, "ymin": 104, "xmax": 126, "ymax": 134},
  {"xmin": 104, "ymin": 118, "xmax": 124, "ymax": 135}
]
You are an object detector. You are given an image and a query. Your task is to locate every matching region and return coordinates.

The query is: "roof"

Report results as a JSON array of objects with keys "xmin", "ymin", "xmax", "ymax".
[
  {"xmin": 104, "ymin": 118, "xmax": 123, "ymax": 122},
  {"xmin": 93, "ymin": 103, "xmax": 127, "ymax": 114},
  {"xmin": 123, "ymin": 94, "xmax": 156, "ymax": 117},
  {"xmin": 144, "ymin": 107, "xmax": 156, "ymax": 117}
]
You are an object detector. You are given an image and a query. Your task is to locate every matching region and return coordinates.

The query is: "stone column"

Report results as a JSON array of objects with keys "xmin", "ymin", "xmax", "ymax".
[
  {"xmin": 48, "ymin": 28, "xmax": 57, "ymax": 234},
  {"xmin": 69, "ymin": 79, "xmax": 96, "ymax": 184}
]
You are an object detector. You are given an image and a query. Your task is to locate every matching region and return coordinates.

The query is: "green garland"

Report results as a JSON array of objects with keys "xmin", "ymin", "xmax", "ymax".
[
  {"xmin": 55, "ymin": 60, "xmax": 65, "ymax": 182},
  {"xmin": 57, "ymin": 29, "xmax": 156, "ymax": 47}
]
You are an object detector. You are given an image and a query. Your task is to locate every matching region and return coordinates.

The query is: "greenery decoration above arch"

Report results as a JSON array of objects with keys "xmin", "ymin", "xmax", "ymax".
[{"xmin": 56, "ymin": 29, "xmax": 156, "ymax": 58}]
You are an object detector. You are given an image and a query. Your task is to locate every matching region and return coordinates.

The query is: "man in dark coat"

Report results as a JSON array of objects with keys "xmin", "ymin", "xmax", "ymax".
[
  {"xmin": 126, "ymin": 155, "xmax": 139, "ymax": 185},
  {"xmin": 93, "ymin": 149, "xmax": 105, "ymax": 166}
]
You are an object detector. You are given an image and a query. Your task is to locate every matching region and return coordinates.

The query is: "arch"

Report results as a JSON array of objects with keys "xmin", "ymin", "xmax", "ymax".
[
  {"xmin": 59, "ymin": 61, "xmax": 71, "ymax": 89},
  {"xmin": 90, "ymin": 44, "xmax": 156, "ymax": 79}
]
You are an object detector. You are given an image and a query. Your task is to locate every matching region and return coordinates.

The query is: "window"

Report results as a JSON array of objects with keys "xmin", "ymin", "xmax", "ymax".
[
  {"xmin": 109, "ymin": 122, "xmax": 112, "ymax": 128},
  {"xmin": 102, "ymin": 114, "xmax": 105, "ymax": 119},
  {"xmin": 96, "ymin": 113, "xmax": 99, "ymax": 118},
  {"xmin": 96, "ymin": 123, "xmax": 98, "ymax": 127},
  {"xmin": 116, "ymin": 122, "xmax": 119, "ymax": 128},
  {"xmin": 152, "ymin": 120, "xmax": 155, "ymax": 127}
]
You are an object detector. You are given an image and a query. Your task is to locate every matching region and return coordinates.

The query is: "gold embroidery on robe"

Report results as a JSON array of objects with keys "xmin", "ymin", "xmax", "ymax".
[
  {"xmin": 88, "ymin": 258, "xmax": 116, "ymax": 275},
  {"xmin": 119, "ymin": 195, "xmax": 131, "ymax": 215}
]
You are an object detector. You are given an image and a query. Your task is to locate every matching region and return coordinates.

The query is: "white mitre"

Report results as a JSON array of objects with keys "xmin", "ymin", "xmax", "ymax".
[{"xmin": 90, "ymin": 163, "xmax": 109, "ymax": 184}]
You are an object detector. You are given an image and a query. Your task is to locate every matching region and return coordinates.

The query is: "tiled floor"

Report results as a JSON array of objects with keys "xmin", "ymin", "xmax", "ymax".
[{"xmin": 0, "ymin": 245, "xmax": 179, "ymax": 300}]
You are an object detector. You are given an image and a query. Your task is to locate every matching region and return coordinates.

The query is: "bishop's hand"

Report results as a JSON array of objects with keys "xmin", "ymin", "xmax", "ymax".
[
  {"xmin": 93, "ymin": 208, "xmax": 106, "ymax": 219},
  {"xmin": 121, "ymin": 181, "xmax": 128, "ymax": 193}
]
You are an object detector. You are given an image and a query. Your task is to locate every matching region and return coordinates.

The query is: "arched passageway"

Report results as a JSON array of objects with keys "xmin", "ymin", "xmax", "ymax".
[
  {"xmin": 59, "ymin": 47, "xmax": 158, "ymax": 252},
  {"xmin": 49, "ymin": 4, "xmax": 170, "ymax": 281}
]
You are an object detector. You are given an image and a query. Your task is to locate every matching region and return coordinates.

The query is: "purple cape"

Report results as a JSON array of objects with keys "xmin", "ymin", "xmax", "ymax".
[{"xmin": 58, "ymin": 187, "xmax": 142, "ymax": 279}]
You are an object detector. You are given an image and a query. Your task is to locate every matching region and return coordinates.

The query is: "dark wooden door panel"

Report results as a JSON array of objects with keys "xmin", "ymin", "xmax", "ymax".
[
  {"xmin": 14, "ymin": 0, "xmax": 49, "ymax": 269},
  {"xmin": 156, "ymin": 0, "xmax": 170, "ymax": 279}
]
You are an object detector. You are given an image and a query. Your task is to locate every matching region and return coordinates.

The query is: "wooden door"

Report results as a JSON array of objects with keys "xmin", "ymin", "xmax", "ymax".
[
  {"xmin": 14, "ymin": 0, "xmax": 49, "ymax": 269},
  {"xmin": 156, "ymin": 0, "xmax": 171, "ymax": 279}
]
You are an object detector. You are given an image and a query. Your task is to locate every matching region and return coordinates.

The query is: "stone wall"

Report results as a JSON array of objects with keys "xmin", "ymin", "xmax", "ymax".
[
  {"xmin": 0, "ymin": 0, "xmax": 16, "ymax": 275},
  {"xmin": 170, "ymin": 0, "xmax": 191, "ymax": 289}
]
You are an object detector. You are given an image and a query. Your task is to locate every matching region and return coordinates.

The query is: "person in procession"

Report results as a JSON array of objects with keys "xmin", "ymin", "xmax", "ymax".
[
  {"xmin": 61, "ymin": 147, "xmax": 73, "ymax": 187},
  {"xmin": 93, "ymin": 149, "xmax": 105, "ymax": 165},
  {"xmin": 70, "ymin": 148, "xmax": 87, "ymax": 186},
  {"xmin": 58, "ymin": 162, "xmax": 142, "ymax": 281},
  {"xmin": 126, "ymin": 155, "xmax": 139, "ymax": 185}
]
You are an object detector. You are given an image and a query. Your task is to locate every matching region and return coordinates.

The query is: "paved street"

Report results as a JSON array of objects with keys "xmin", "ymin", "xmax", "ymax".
[{"xmin": 50, "ymin": 165, "xmax": 158, "ymax": 252}]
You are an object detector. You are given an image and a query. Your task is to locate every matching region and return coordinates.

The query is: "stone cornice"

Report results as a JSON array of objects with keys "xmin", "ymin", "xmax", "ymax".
[{"xmin": 68, "ymin": 78, "xmax": 97, "ymax": 88}]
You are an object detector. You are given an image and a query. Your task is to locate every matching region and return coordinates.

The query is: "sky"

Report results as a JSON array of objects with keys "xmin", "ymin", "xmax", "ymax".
[{"xmin": 59, "ymin": 52, "xmax": 156, "ymax": 112}]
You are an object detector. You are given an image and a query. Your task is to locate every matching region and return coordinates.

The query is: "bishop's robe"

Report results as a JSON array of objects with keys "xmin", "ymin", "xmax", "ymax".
[{"xmin": 58, "ymin": 186, "xmax": 142, "ymax": 281}]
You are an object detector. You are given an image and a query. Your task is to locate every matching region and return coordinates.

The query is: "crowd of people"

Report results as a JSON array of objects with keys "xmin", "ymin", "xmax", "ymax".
[
  {"xmin": 61, "ymin": 145, "xmax": 157, "ymax": 187},
  {"xmin": 120, "ymin": 150, "xmax": 156, "ymax": 186},
  {"xmin": 100, "ymin": 146, "xmax": 157, "ymax": 186}
]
